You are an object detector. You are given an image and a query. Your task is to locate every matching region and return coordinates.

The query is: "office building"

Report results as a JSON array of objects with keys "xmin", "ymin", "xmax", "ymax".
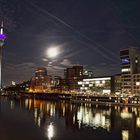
[
  {"xmin": 63, "ymin": 65, "xmax": 83, "ymax": 92},
  {"xmin": 35, "ymin": 67, "xmax": 47, "ymax": 78},
  {"xmin": 132, "ymin": 74, "xmax": 140, "ymax": 95},
  {"xmin": 78, "ymin": 75, "xmax": 121, "ymax": 95},
  {"xmin": 30, "ymin": 67, "xmax": 52, "ymax": 92},
  {"xmin": 120, "ymin": 47, "xmax": 140, "ymax": 95},
  {"xmin": 111, "ymin": 74, "xmax": 121, "ymax": 95},
  {"xmin": 64, "ymin": 65, "xmax": 83, "ymax": 80},
  {"xmin": 78, "ymin": 77, "xmax": 112, "ymax": 95}
]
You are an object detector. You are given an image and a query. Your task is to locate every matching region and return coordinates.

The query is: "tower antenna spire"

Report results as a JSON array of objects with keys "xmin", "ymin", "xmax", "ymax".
[{"xmin": 0, "ymin": 21, "xmax": 3, "ymax": 35}]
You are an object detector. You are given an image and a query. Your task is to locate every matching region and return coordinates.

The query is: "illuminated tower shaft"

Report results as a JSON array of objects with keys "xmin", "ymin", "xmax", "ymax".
[
  {"xmin": 0, "ymin": 45, "xmax": 2, "ymax": 90},
  {"xmin": 0, "ymin": 21, "xmax": 6, "ymax": 91}
]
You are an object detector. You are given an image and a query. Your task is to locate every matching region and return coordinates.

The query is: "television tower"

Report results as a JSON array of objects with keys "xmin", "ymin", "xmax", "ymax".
[{"xmin": 0, "ymin": 21, "xmax": 6, "ymax": 91}]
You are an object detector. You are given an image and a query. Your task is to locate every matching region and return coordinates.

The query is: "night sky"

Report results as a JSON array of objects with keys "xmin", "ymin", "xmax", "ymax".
[{"xmin": 0, "ymin": 0, "xmax": 140, "ymax": 85}]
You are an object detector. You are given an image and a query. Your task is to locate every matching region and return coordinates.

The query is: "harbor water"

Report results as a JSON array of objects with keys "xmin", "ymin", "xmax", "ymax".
[{"xmin": 0, "ymin": 97, "xmax": 140, "ymax": 140}]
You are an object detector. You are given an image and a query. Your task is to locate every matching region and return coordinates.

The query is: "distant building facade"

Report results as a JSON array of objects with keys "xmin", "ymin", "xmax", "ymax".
[
  {"xmin": 30, "ymin": 67, "xmax": 53, "ymax": 92},
  {"xmin": 111, "ymin": 74, "xmax": 121, "ymax": 95},
  {"xmin": 78, "ymin": 75, "xmax": 121, "ymax": 95},
  {"xmin": 5, "ymin": 80, "xmax": 30, "ymax": 92},
  {"xmin": 120, "ymin": 47, "xmax": 140, "ymax": 95},
  {"xmin": 61, "ymin": 65, "xmax": 83, "ymax": 92},
  {"xmin": 64, "ymin": 65, "xmax": 83, "ymax": 80},
  {"xmin": 78, "ymin": 77, "xmax": 112, "ymax": 95},
  {"xmin": 132, "ymin": 74, "xmax": 140, "ymax": 95}
]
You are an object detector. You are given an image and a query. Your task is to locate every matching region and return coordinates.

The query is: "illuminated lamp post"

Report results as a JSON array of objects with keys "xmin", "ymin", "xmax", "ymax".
[{"xmin": 0, "ymin": 21, "xmax": 6, "ymax": 91}]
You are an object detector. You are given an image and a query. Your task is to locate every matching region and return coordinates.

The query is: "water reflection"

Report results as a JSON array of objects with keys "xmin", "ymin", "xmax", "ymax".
[
  {"xmin": 77, "ymin": 106, "xmax": 111, "ymax": 130},
  {"xmin": 10, "ymin": 100, "xmax": 15, "ymax": 109},
  {"xmin": 122, "ymin": 130, "xmax": 129, "ymax": 140},
  {"xmin": 45, "ymin": 123, "xmax": 54, "ymax": 140},
  {"xmin": 12, "ymin": 98, "xmax": 140, "ymax": 140},
  {"xmin": 137, "ymin": 117, "xmax": 140, "ymax": 128}
]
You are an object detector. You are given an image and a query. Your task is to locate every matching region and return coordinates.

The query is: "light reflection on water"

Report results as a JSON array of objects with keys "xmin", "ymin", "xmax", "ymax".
[
  {"xmin": 2, "ymin": 97, "xmax": 140, "ymax": 140},
  {"xmin": 46, "ymin": 123, "xmax": 54, "ymax": 140},
  {"xmin": 23, "ymin": 98, "xmax": 140, "ymax": 140}
]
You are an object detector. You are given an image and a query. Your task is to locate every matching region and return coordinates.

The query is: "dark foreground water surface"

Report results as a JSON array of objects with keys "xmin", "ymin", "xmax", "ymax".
[{"xmin": 0, "ymin": 97, "xmax": 140, "ymax": 140}]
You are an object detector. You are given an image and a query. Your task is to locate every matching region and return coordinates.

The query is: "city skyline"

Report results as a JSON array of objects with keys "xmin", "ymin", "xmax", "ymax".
[
  {"xmin": 1, "ymin": 1, "xmax": 140, "ymax": 140},
  {"xmin": 1, "ymin": 0, "xmax": 140, "ymax": 85}
]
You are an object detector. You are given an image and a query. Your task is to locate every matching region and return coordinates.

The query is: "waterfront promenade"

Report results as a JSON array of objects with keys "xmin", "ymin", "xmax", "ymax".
[{"xmin": 4, "ymin": 91, "xmax": 140, "ymax": 107}]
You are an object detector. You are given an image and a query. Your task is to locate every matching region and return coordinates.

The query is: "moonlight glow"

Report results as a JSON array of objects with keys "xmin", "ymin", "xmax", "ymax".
[{"xmin": 47, "ymin": 47, "xmax": 59, "ymax": 58}]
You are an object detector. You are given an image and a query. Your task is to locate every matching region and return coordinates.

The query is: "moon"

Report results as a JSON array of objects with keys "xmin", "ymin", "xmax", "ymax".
[{"xmin": 47, "ymin": 47, "xmax": 59, "ymax": 58}]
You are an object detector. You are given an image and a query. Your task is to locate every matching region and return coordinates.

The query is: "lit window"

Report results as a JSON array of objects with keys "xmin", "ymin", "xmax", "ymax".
[
  {"xmin": 136, "ymin": 82, "xmax": 140, "ymax": 86},
  {"xmin": 135, "ymin": 59, "xmax": 138, "ymax": 63},
  {"xmin": 102, "ymin": 80, "xmax": 105, "ymax": 84},
  {"xmin": 103, "ymin": 90, "xmax": 111, "ymax": 94},
  {"xmin": 89, "ymin": 84, "xmax": 93, "ymax": 87},
  {"xmin": 78, "ymin": 82, "xmax": 83, "ymax": 85},
  {"xmin": 121, "ymin": 59, "xmax": 129, "ymax": 63},
  {"xmin": 95, "ymin": 81, "xmax": 100, "ymax": 84},
  {"xmin": 121, "ymin": 68, "xmax": 131, "ymax": 72},
  {"xmin": 85, "ymin": 71, "xmax": 88, "ymax": 74}
]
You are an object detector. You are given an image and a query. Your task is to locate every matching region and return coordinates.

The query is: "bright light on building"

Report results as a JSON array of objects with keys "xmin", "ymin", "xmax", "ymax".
[
  {"xmin": 121, "ymin": 59, "xmax": 129, "ymax": 63},
  {"xmin": 103, "ymin": 90, "xmax": 111, "ymax": 94},
  {"xmin": 85, "ymin": 81, "xmax": 89, "ymax": 84},
  {"xmin": 80, "ymin": 87, "xmax": 84, "ymax": 90},
  {"xmin": 121, "ymin": 68, "xmax": 131, "ymax": 72},
  {"xmin": 78, "ymin": 81, "xmax": 83, "ymax": 85},
  {"xmin": 95, "ymin": 81, "xmax": 100, "ymax": 84},
  {"xmin": 83, "ymin": 77, "xmax": 111, "ymax": 81},
  {"xmin": 135, "ymin": 59, "xmax": 138, "ymax": 63},
  {"xmin": 136, "ymin": 82, "xmax": 140, "ymax": 86},
  {"xmin": 11, "ymin": 81, "xmax": 16, "ymax": 85},
  {"xmin": 89, "ymin": 84, "xmax": 93, "ymax": 87},
  {"xmin": 102, "ymin": 80, "xmax": 105, "ymax": 84},
  {"xmin": 115, "ymin": 92, "xmax": 120, "ymax": 95},
  {"xmin": 85, "ymin": 87, "xmax": 88, "ymax": 90}
]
